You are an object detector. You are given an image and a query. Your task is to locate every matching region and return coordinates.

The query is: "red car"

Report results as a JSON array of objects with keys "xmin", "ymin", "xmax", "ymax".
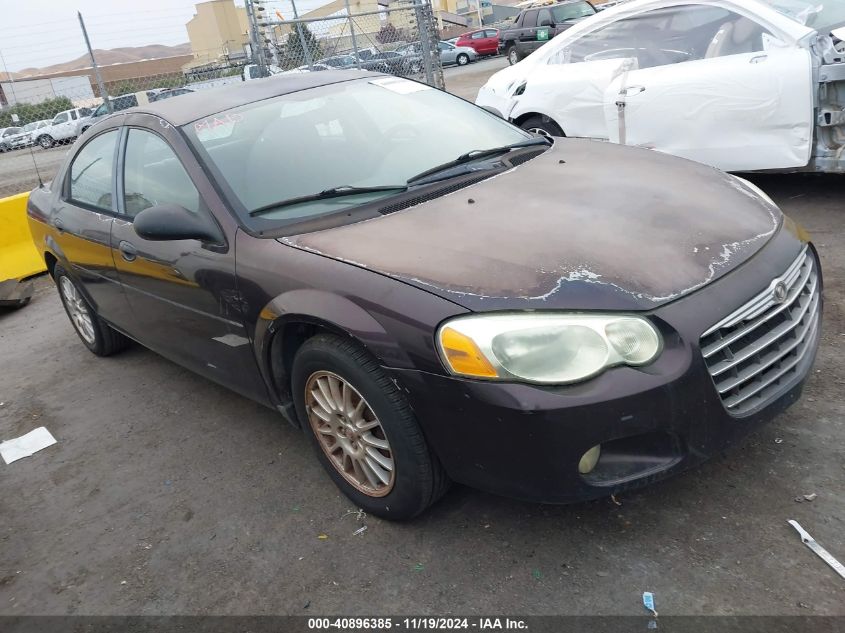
[{"xmin": 455, "ymin": 29, "xmax": 500, "ymax": 56}]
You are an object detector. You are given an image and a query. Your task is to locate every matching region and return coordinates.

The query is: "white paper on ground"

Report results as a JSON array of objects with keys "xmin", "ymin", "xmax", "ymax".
[{"xmin": 0, "ymin": 427, "xmax": 57, "ymax": 464}]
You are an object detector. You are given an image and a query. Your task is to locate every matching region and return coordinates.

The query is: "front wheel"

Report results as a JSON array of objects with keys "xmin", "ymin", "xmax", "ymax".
[
  {"xmin": 519, "ymin": 114, "xmax": 564, "ymax": 138},
  {"xmin": 456, "ymin": 53, "xmax": 470, "ymax": 66},
  {"xmin": 54, "ymin": 264, "xmax": 130, "ymax": 356},
  {"xmin": 38, "ymin": 135, "xmax": 54, "ymax": 149},
  {"xmin": 292, "ymin": 334, "xmax": 449, "ymax": 520},
  {"xmin": 507, "ymin": 45, "xmax": 522, "ymax": 65}
]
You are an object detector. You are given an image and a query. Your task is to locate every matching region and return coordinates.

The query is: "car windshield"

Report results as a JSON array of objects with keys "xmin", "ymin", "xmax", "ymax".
[
  {"xmin": 551, "ymin": 1, "xmax": 595, "ymax": 21},
  {"xmin": 761, "ymin": 0, "xmax": 845, "ymax": 31},
  {"xmin": 183, "ymin": 78, "xmax": 531, "ymax": 229}
]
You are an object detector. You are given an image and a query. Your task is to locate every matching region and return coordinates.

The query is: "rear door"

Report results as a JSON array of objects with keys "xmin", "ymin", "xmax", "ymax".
[
  {"xmin": 109, "ymin": 115, "xmax": 268, "ymax": 402},
  {"xmin": 601, "ymin": 5, "xmax": 814, "ymax": 170}
]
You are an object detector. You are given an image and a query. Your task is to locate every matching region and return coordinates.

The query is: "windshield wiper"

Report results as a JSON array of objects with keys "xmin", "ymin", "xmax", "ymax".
[
  {"xmin": 406, "ymin": 137, "xmax": 552, "ymax": 185},
  {"xmin": 249, "ymin": 185, "xmax": 408, "ymax": 217}
]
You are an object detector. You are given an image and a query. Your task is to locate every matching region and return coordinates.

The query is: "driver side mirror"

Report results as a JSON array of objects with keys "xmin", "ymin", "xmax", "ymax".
[{"xmin": 133, "ymin": 204, "xmax": 223, "ymax": 244}]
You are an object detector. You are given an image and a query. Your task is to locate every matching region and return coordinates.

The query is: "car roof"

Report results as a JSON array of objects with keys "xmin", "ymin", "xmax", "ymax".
[{"xmin": 130, "ymin": 69, "xmax": 377, "ymax": 127}]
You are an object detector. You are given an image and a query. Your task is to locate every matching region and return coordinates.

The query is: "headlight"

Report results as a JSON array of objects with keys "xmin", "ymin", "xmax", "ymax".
[{"xmin": 437, "ymin": 313, "xmax": 662, "ymax": 385}]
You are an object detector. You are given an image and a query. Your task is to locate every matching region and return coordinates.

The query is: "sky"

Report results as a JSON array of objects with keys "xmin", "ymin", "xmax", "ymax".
[{"xmin": 0, "ymin": 0, "xmax": 329, "ymax": 73}]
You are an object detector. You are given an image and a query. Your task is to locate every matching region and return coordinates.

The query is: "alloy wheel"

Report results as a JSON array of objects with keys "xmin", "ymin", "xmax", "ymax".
[
  {"xmin": 39, "ymin": 136, "xmax": 52, "ymax": 149},
  {"xmin": 527, "ymin": 127, "xmax": 553, "ymax": 138},
  {"xmin": 508, "ymin": 48, "xmax": 519, "ymax": 65},
  {"xmin": 305, "ymin": 370, "xmax": 395, "ymax": 497},
  {"xmin": 60, "ymin": 276, "xmax": 96, "ymax": 345}
]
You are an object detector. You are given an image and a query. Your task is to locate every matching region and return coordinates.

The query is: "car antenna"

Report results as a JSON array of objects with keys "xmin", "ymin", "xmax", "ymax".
[
  {"xmin": 26, "ymin": 137, "xmax": 44, "ymax": 188},
  {"xmin": 0, "ymin": 50, "xmax": 44, "ymax": 187}
]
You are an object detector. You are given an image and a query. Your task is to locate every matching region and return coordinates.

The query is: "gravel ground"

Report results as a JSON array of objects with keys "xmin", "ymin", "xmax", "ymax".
[{"xmin": 0, "ymin": 66, "xmax": 843, "ymax": 617}]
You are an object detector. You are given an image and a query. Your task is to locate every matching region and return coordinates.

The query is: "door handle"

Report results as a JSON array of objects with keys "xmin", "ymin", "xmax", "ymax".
[
  {"xmin": 118, "ymin": 240, "xmax": 137, "ymax": 262},
  {"xmin": 621, "ymin": 85, "xmax": 646, "ymax": 96},
  {"xmin": 750, "ymin": 54, "xmax": 768, "ymax": 64}
]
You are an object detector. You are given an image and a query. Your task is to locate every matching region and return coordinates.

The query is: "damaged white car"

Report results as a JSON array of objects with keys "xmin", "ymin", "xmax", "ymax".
[{"xmin": 475, "ymin": 0, "xmax": 845, "ymax": 172}]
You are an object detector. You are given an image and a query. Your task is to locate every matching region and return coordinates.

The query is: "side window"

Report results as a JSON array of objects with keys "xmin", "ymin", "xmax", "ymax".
[
  {"xmin": 548, "ymin": 4, "xmax": 769, "ymax": 68},
  {"xmin": 70, "ymin": 110, "xmax": 78, "ymax": 120},
  {"xmin": 438, "ymin": 42, "xmax": 450, "ymax": 51},
  {"xmin": 122, "ymin": 129, "xmax": 201, "ymax": 218},
  {"xmin": 485, "ymin": 30, "xmax": 498, "ymax": 38},
  {"xmin": 53, "ymin": 112, "xmax": 69, "ymax": 125},
  {"xmin": 471, "ymin": 31, "xmax": 485, "ymax": 39},
  {"xmin": 522, "ymin": 10, "xmax": 538, "ymax": 28},
  {"xmin": 537, "ymin": 9, "xmax": 553, "ymax": 27},
  {"xmin": 68, "ymin": 130, "xmax": 118, "ymax": 211}
]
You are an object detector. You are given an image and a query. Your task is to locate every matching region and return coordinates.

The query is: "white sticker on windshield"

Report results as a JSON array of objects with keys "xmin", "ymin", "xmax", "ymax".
[{"xmin": 369, "ymin": 77, "xmax": 432, "ymax": 94}]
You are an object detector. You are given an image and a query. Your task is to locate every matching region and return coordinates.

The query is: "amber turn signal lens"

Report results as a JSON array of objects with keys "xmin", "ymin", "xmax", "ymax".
[{"xmin": 440, "ymin": 327, "xmax": 498, "ymax": 378}]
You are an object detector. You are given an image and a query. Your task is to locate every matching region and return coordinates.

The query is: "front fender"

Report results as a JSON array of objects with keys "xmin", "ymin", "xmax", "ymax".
[{"xmin": 253, "ymin": 288, "xmax": 417, "ymax": 415}]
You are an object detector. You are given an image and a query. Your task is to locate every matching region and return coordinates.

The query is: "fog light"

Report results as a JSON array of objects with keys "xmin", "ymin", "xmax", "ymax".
[{"xmin": 578, "ymin": 445, "xmax": 601, "ymax": 474}]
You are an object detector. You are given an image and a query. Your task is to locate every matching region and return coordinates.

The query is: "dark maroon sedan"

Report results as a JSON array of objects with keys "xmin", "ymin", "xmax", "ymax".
[{"xmin": 27, "ymin": 71, "xmax": 821, "ymax": 519}]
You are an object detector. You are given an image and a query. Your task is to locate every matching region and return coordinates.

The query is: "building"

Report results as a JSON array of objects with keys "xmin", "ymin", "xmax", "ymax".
[
  {"xmin": 185, "ymin": 0, "xmax": 250, "ymax": 67},
  {"xmin": 433, "ymin": 0, "xmax": 494, "ymax": 27},
  {"xmin": 0, "ymin": 76, "xmax": 94, "ymax": 107}
]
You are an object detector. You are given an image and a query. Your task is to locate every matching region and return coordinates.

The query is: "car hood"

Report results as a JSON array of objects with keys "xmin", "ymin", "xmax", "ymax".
[{"xmin": 282, "ymin": 139, "xmax": 781, "ymax": 312}]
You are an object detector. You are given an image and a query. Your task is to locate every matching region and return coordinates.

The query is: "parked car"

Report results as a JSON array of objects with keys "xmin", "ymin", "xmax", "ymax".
[
  {"xmin": 477, "ymin": 0, "xmax": 845, "ymax": 173},
  {"xmin": 7, "ymin": 120, "xmax": 51, "ymax": 150},
  {"xmin": 28, "ymin": 70, "xmax": 821, "ymax": 519},
  {"xmin": 242, "ymin": 63, "xmax": 284, "ymax": 81},
  {"xmin": 319, "ymin": 54, "xmax": 358, "ymax": 69},
  {"xmin": 149, "ymin": 87, "xmax": 195, "ymax": 101},
  {"xmin": 498, "ymin": 0, "xmax": 597, "ymax": 65},
  {"xmin": 456, "ymin": 28, "xmax": 501, "ymax": 56},
  {"xmin": 438, "ymin": 40, "xmax": 479, "ymax": 65},
  {"xmin": 35, "ymin": 107, "xmax": 92, "ymax": 149},
  {"xmin": 0, "ymin": 126, "xmax": 23, "ymax": 152}
]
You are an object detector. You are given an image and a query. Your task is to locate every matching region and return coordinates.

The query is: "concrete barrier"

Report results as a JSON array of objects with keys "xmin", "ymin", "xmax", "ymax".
[{"xmin": 0, "ymin": 192, "xmax": 46, "ymax": 306}]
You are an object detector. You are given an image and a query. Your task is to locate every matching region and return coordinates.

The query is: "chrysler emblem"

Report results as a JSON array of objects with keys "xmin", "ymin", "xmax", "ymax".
[{"xmin": 772, "ymin": 281, "xmax": 788, "ymax": 304}]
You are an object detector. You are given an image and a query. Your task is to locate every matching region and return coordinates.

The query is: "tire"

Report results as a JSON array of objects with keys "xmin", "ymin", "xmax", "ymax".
[
  {"xmin": 519, "ymin": 114, "xmax": 564, "ymax": 138},
  {"xmin": 54, "ymin": 263, "xmax": 130, "ymax": 357},
  {"xmin": 38, "ymin": 135, "xmax": 54, "ymax": 149},
  {"xmin": 456, "ymin": 53, "xmax": 470, "ymax": 66},
  {"xmin": 292, "ymin": 334, "xmax": 450, "ymax": 520},
  {"xmin": 507, "ymin": 45, "xmax": 522, "ymax": 65},
  {"xmin": 0, "ymin": 143, "xmax": 8, "ymax": 153}
]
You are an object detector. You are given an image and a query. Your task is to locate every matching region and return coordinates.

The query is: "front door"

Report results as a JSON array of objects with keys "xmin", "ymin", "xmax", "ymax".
[
  {"xmin": 51, "ymin": 126, "xmax": 128, "ymax": 324},
  {"xmin": 604, "ymin": 46, "xmax": 814, "ymax": 171},
  {"xmin": 110, "ymin": 120, "xmax": 268, "ymax": 403}
]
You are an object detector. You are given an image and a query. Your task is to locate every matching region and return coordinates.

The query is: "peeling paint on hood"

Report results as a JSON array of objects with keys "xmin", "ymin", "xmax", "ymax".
[{"xmin": 282, "ymin": 139, "xmax": 781, "ymax": 312}]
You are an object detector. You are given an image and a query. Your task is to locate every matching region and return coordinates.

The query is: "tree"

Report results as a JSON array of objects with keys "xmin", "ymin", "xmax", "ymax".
[
  {"xmin": 0, "ymin": 96, "xmax": 74, "ymax": 127},
  {"xmin": 280, "ymin": 25, "xmax": 322, "ymax": 69}
]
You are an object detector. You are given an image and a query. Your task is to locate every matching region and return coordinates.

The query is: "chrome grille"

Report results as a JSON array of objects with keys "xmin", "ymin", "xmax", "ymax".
[{"xmin": 700, "ymin": 247, "xmax": 820, "ymax": 416}]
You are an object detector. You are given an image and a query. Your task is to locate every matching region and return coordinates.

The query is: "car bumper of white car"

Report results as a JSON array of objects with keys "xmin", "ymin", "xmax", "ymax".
[{"xmin": 475, "ymin": 86, "xmax": 514, "ymax": 119}]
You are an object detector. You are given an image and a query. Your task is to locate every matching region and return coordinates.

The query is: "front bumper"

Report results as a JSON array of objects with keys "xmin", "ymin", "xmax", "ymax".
[{"xmin": 388, "ymin": 238, "xmax": 822, "ymax": 504}]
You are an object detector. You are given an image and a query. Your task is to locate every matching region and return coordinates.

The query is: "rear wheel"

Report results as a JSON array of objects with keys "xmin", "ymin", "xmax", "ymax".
[
  {"xmin": 54, "ymin": 264, "xmax": 130, "ymax": 356},
  {"xmin": 38, "ymin": 135, "xmax": 54, "ymax": 149},
  {"xmin": 292, "ymin": 334, "xmax": 449, "ymax": 520},
  {"xmin": 519, "ymin": 114, "xmax": 564, "ymax": 138},
  {"xmin": 507, "ymin": 45, "xmax": 522, "ymax": 65},
  {"xmin": 456, "ymin": 53, "xmax": 470, "ymax": 66}
]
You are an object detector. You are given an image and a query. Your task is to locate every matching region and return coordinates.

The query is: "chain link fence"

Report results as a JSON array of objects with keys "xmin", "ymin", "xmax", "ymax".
[{"xmin": 0, "ymin": 1, "xmax": 442, "ymax": 199}]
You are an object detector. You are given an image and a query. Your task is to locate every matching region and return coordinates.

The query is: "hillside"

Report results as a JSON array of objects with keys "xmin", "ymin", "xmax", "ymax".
[{"xmin": 11, "ymin": 43, "xmax": 191, "ymax": 79}]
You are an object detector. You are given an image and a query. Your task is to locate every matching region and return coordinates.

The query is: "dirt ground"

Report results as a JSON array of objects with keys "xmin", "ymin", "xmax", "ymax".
[{"xmin": 0, "ymin": 67, "xmax": 843, "ymax": 616}]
